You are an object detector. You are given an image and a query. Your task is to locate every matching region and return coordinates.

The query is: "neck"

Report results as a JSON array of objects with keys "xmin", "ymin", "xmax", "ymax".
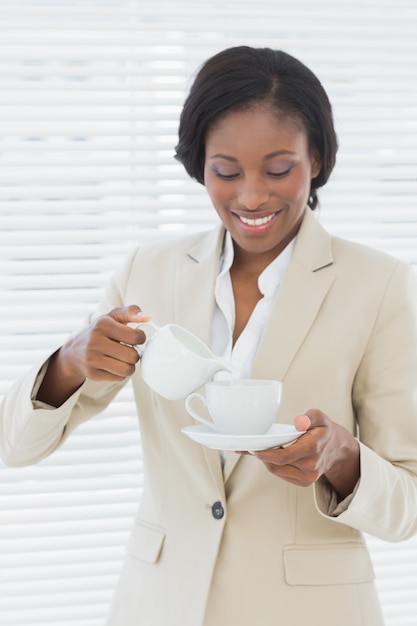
[{"xmin": 231, "ymin": 243, "xmax": 282, "ymax": 277}]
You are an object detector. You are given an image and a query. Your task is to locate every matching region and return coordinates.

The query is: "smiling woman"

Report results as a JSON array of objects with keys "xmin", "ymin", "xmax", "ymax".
[{"xmin": 1, "ymin": 3, "xmax": 417, "ymax": 626}]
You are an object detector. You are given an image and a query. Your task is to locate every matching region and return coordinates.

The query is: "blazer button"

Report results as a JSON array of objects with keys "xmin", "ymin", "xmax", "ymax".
[{"xmin": 211, "ymin": 501, "xmax": 224, "ymax": 519}]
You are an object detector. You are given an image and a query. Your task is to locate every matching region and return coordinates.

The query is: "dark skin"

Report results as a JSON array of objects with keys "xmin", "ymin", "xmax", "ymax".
[
  {"xmin": 245, "ymin": 412, "xmax": 360, "ymax": 499},
  {"xmin": 230, "ymin": 262, "xmax": 263, "ymax": 344},
  {"xmin": 37, "ymin": 306, "xmax": 150, "ymax": 408}
]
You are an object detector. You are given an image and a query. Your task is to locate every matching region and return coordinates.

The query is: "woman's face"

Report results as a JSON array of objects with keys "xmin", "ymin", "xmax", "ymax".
[{"xmin": 203, "ymin": 105, "xmax": 321, "ymax": 266}]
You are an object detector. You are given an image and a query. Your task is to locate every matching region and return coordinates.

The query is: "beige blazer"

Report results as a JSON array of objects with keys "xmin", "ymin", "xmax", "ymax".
[{"xmin": 2, "ymin": 208, "xmax": 417, "ymax": 626}]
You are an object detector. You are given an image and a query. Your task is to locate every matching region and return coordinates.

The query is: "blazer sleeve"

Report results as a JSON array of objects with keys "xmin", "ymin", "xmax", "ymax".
[
  {"xmin": 0, "ymin": 249, "xmax": 138, "ymax": 467},
  {"xmin": 315, "ymin": 260, "xmax": 417, "ymax": 542}
]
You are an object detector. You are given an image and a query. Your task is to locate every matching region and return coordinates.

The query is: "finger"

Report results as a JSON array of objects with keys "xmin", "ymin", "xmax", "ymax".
[
  {"xmin": 262, "ymin": 461, "xmax": 318, "ymax": 486},
  {"xmin": 118, "ymin": 305, "xmax": 151, "ymax": 346},
  {"xmin": 84, "ymin": 332, "xmax": 138, "ymax": 367},
  {"xmin": 84, "ymin": 337, "xmax": 140, "ymax": 379},
  {"xmin": 294, "ymin": 414, "xmax": 311, "ymax": 432},
  {"xmin": 100, "ymin": 306, "xmax": 151, "ymax": 347},
  {"xmin": 99, "ymin": 352, "xmax": 137, "ymax": 378},
  {"xmin": 302, "ymin": 408, "xmax": 329, "ymax": 428},
  {"xmin": 253, "ymin": 434, "xmax": 317, "ymax": 466},
  {"xmin": 108, "ymin": 340, "xmax": 141, "ymax": 365},
  {"xmin": 109, "ymin": 304, "xmax": 150, "ymax": 325}
]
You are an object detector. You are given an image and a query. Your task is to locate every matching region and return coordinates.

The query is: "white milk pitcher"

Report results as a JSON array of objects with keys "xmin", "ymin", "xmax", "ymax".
[{"xmin": 135, "ymin": 322, "xmax": 232, "ymax": 400}]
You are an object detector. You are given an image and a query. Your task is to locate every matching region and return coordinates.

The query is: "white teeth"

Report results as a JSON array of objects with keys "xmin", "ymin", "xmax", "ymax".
[{"xmin": 239, "ymin": 213, "xmax": 276, "ymax": 226}]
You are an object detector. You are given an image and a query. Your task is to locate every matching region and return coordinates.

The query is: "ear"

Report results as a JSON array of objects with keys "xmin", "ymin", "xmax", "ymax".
[{"xmin": 310, "ymin": 150, "xmax": 322, "ymax": 179}]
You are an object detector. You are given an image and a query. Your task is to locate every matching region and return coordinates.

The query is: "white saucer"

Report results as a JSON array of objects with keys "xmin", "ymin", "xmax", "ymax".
[{"xmin": 181, "ymin": 423, "xmax": 305, "ymax": 452}]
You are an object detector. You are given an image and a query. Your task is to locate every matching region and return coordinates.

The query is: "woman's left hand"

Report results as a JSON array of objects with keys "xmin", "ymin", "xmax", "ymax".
[{"xmin": 248, "ymin": 409, "xmax": 360, "ymax": 499}]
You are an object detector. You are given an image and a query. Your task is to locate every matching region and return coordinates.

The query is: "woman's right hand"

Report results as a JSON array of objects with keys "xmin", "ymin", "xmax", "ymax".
[{"xmin": 37, "ymin": 305, "xmax": 150, "ymax": 407}]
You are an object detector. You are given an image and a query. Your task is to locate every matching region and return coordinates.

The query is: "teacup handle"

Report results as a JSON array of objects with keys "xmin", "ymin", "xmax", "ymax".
[
  {"xmin": 133, "ymin": 321, "xmax": 159, "ymax": 355},
  {"xmin": 185, "ymin": 392, "xmax": 215, "ymax": 429}
]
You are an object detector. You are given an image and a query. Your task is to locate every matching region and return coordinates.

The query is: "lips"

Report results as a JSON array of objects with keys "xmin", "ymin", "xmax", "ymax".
[
  {"xmin": 238, "ymin": 213, "xmax": 275, "ymax": 226},
  {"xmin": 236, "ymin": 211, "xmax": 279, "ymax": 227}
]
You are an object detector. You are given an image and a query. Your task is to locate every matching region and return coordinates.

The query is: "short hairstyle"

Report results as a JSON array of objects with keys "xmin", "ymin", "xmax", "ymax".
[{"xmin": 174, "ymin": 46, "xmax": 338, "ymax": 210}]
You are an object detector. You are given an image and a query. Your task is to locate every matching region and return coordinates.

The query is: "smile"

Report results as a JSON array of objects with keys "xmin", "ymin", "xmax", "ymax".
[{"xmin": 238, "ymin": 213, "xmax": 277, "ymax": 226}]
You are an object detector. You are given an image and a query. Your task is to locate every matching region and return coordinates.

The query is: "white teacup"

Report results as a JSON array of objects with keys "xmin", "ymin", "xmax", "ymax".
[
  {"xmin": 185, "ymin": 379, "xmax": 282, "ymax": 435},
  {"xmin": 135, "ymin": 322, "xmax": 232, "ymax": 401}
]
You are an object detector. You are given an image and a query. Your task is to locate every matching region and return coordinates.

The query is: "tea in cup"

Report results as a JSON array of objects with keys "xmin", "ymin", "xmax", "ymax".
[
  {"xmin": 135, "ymin": 322, "xmax": 232, "ymax": 400},
  {"xmin": 185, "ymin": 379, "xmax": 282, "ymax": 435}
]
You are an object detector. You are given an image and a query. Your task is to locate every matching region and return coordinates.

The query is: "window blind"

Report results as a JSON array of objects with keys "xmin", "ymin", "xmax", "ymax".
[{"xmin": 1, "ymin": 2, "xmax": 417, "ymax": 625}]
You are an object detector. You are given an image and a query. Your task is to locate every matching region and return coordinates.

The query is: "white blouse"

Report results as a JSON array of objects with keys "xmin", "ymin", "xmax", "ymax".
[{"xmin": 211, "ymin": 230, "xmax": 295, "ymax": 379}]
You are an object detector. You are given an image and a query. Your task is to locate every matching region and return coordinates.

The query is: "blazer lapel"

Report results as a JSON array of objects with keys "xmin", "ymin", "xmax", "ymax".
[
  {"xmin": 252, "ymin": 209, "xmax": 335, "ymax": 382},
  {"xmin": 174, "ymin": 224, "xmax": 225, "ymax": 345},
  {"xmin": 174, "ymin": 225, "xmax": 227, "ymax": 494}
]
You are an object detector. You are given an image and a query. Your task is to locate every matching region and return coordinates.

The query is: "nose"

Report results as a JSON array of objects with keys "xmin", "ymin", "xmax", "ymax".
[{"xmin": 237, "ymin": 176, "xmax": 270, "ymax": 211}]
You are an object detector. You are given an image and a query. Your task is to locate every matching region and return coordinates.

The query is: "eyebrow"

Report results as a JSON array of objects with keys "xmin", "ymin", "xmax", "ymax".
[{"xmin": 209, "ymin": 150, "xmax": 297, "ymax": 162}]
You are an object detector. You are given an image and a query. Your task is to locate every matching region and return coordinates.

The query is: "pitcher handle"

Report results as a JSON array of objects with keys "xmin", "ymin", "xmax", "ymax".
[
  {"xmin": 185, "ymin": 392, "xmax": 215, "ymax": 429},
  {"xmin": 132, "ymin": 321, "xmax": 159, "ymax": 355}
]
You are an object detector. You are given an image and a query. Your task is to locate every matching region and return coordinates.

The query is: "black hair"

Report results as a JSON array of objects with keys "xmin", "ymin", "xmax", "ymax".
[{"xmin": 174, "ymin": 46, "xmax": 338, "ymax": 210}]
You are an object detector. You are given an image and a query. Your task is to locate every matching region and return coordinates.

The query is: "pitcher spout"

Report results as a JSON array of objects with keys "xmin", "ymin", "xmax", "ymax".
[{"xmin": 207, "ymin": 356, "xmax": 233, "ymax": 378}]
